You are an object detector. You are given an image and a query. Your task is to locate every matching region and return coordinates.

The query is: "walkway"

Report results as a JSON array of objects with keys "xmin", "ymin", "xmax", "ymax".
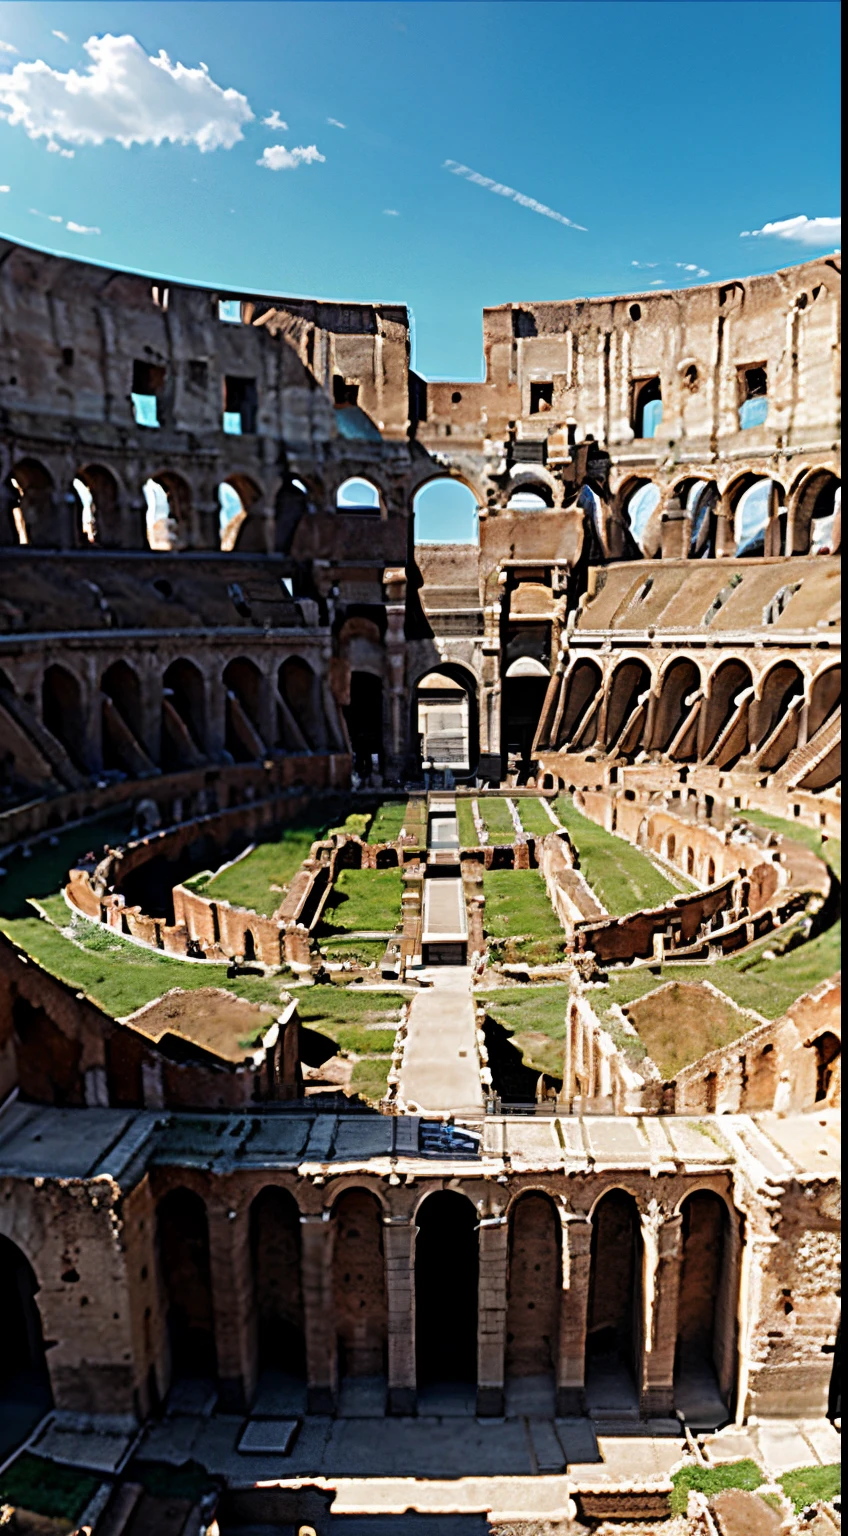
[{"xmin": 398, "ymin": 965, "xmax": 484, "ymax": 1113}]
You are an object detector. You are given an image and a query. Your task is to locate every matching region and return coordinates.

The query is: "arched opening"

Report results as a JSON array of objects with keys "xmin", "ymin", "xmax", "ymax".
[
  {"xmin": 333, "ymin": 1190, "xmax": 388, "ymax": 1391},
  {"xmin": 664, "ymin": 833, "xmax": 677, "ymax": 862},
  {"xmin": 557, "ymin": 659, "xmax": 604, "ymax": 750},
  {"xmin": 604, "ymin": 659, "xmax": 652, "ymax": 754},
  {"xmin": 632, "ymin": 377, "xmax": 663, "ymax": 439},
  {"xmin": 751, "ymin": 662, "xmax": 805, "ymax": 766},
  {"xmin": 250, "ymin": 1188, "xmax": 305, "ymax": 1383},
  {"xmin": 7, "ymin": 459, "xmax": 54, "ymax": 545},
  {"xmin": 157, "ymin": 1189, "xmax": 217, "ymax": 1386},
  {"xmin": 219, "ymin": 475, "xmax": 262, "ymax": 552},
  {"xmin": 674, "ymin": 1192, "xmax": 734, "ymax": 1428},
  {"xmin": 812, "ymin": 1033, "xmax": 840, "ymax": 1103},
  {"xmin": 278, "ymin": 656, "xmax": 323, "ymax": 752},
  {"xmin": 101, "ymin": 661, "xmax": 149, "ymax": 775},
  {"xmin": 701, "ymin": 660, "xmax": 753, "ymax": 764},
  {"xmin": 144, "ymin": 473, "xmax": 192, "ymax": 551},
  {"xmin": 733, "ymin": 478, "xmax": 783, "ymax": 558},
  {"xmin": 415, "ymin": 668, "xmax": 475, "ymax": 774},
  {"xmin": 706, "ymin": 857, "xmax": 716, "ymax": 885},
  {"xmin": 0, "ymin": 1236, "xmax": 52, "ymax": 1459},
  {"xmin": 73, "ymin": 465, "xmax": 120, "ymax": 547},
  {"xmin": 336, "ymin": 477, "xmax": 382, "ymax": 515},
  {"xmin": 414, "ymin": 478, "xmax": 480, "ymax": 543},
  {"xmin": 684, "ymin": 846, "xmax": 695, "ymax": 876},
  {"xmin": 808, "ymin": 665, "xmax": 841, "ymax": 740},
  {"xmin": 653, "ymin": 658, "xmax": 701, "ymax": 757},
  {"xmin": 585, "ymin": 1190, "xmax": 642, "ymax": 1414},
  {"xmin": 243, "ymin": 928, "xmax": 256, "ymax": 962},
  {"xmin": 747, "ymin": 1042, "xmax": 777, "ymax": 1111},
  {"xmin": 687, "ymin": 481, "xmax": 720, "ymax": 560},
  {"xmin": 793, "ymin": 473, "xmax": 840, "ymax": 556},
  {"xmin": 345, "ymin": 671, "xmax": 384, "ymax": 778},
  {"xmin": 503, "ymin": 653, "xmax": 549, "ymax": 778},
  {"xmin": 577, "ymin": 485, "xmax": 606, "ymax": 562},
  {"xmin": 161, "ymin": 659, "xmax": 206, "ymax": 770},
  {"xmin": 505, "ymin": 1194, "xmax": 561, "ymax": 1412},
  {"xmin": 223, "ymin": 656, "xmax": 266, "ymax": 762},
  {"xmin": 42, "ymin": 664, "xmax": 87, "ymax": 771},
  {"xmin": 415, "ymin": 1191, "xmax": 478, "ymax": 1396},
  {"xmin": 624, "ymin": 483, "xmax": 661, "ymax": 553},
  {"xmin": 506, "ymin": 484, "xmax": 553, "ymax": 512}
]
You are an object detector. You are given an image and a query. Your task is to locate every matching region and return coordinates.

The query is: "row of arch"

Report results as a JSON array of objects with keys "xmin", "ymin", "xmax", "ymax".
[
  {"xmin": 619, "ymin": 469, "xmax": 840, "ymax": 560},
  {"xmin": 552, "ymin": 654, "xmax": 840, "ymax": 778}
]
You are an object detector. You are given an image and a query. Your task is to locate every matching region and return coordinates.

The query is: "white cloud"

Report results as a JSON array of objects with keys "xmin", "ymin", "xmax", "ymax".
[
  {"xmin": 52, "ymin": 30, "xmax": 70, "ymax": 43},
  {"xmin": 262, "ymin": 109, "xmax": 287, "ymax": 130},
  {"xmin": 29, "ymin": 207, "xmax": 62, "ymax": 221},
  {"xmin": 0, "ymin": 183, "xmax": 9, "ymax": 191},
  {"xmin": 66, "ymin": 220, "xmax": 100, "ymax": 234},
  {"xmin": 444, "ymin": 159, "xmax": 586, "ymax": 231},
  {"xmin": 257, "ymin": 142, "xmax": 325, "ymax": 170},
  {"xmin": 650, "ymin": 280, "xmax": 664, "ymax": 286},
  {"xmin": 675, "ymin": 262, "xmax": 710, "ymax": 277},
  {"xmin": 327, "ymin": 117, "xmax": 346, "ymax": 129},
  {"xmin": 0, "ymin": 41, "xmax": 18, "ymax": 54},
  {"xmin": 47, "ymin": 139, "xmax": 74, "ymax": 156},
  {"xmin": 383, "ymin": 208, "xmax": 400, "ymax": 216},
  {"xmin": 740, "ymin": 214, "xmax": 840, "ymax": 248},
  {"xmin": 0, "ymin": 32, "xmax": 253, "ymax": 152},
  {"xmin": 631, "ymin": 260, "xmax": 658, "ymax": 268}
]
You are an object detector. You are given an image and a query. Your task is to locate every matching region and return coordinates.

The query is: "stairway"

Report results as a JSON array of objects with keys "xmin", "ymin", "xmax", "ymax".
[{"xmin": 774, "ymin": 707, "xmax": 841, "ymax": 790}]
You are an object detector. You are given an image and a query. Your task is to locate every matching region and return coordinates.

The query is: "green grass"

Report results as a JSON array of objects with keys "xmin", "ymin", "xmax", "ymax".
[
  {"xmin": 482, "ymin": 871, "xmax": 568, "ymax": 965},
  {"xmin": 318, "ymin": 936, "xmax": 388, "ymax": 966},
  {"xmin": 742, "ymin": 809, "xmax": 841, "ymax": 879},
  {"xmin": 350, "ymin": 1056, "xmax": 392, "ymax": 1104},
  {"xmin": 477, "ymin": 796, "xmax": 518, "ymax": 842},
  {"xmin": 478, "ymin": 984, "xmax": 570, "ymax": 1076},
  {"xmin": 515, "ymin": 797, "xmax": 558, "ymax": 837},
  {"xmin": 205, "ymin": 817, "xmax": 328, "ymax": 916},
  {"xmin": 296, "ymin": 988, "xmax": 404, "ymax": 1105},
  {"xmin": 670, "ymin": 1460, "xmax": 764, "ymax": 1517},
  {"xmin": 367, "ymin": 800, "xmax": 408, "ymax": 843},
  {"xmin": 553, "ymin": 795, "xmax": 682, "ymax": 915},
  {"xmin": 326, "ymin": 811, "xmax": 371, "ymax": 839},
  {"xmin": 0, "ymin": 1453, "xmax": 100, "ymax": 1521},
  {"xmin": 318, "ymin": 868, "xmax": 403, "ymax": 934},
  {"xmin": 779, "ymin": 1464, "xmax": 840, "ymax": 1513},
  {"xmin": 456, "ymin": 798, "xmax": 480, "ymax": 848}
]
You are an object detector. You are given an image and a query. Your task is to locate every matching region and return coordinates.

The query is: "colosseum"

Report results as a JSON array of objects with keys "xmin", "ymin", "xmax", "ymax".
[{"xmin": 0, "ymin": 238, "xmax": 840, "ymax": 1534}]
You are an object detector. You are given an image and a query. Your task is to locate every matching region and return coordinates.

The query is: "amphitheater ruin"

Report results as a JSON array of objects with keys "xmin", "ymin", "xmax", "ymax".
[{"xmin": 0, "ymin": 238, "xmax": 840, "ymax": 1533}]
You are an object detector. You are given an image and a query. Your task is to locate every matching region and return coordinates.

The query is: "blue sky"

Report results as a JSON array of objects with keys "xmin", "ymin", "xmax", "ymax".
[{"xmin": 0, "ymin": 0, "xmax": 840, "ymax": 380}]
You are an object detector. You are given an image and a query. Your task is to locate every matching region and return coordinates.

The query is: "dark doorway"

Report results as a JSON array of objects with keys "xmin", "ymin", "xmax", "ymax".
[
  {"xmin": 415, "ymin": 1192, "xmax": 478, "ymax": 1388},
  {"xmin": 813, "ymin": 1033, "xmax": 841, "ymax": 1103},
  {"xmin": 250, "ymin": 1187, "xmax": 306, "ymax": 1378},
  {"xmin": 0, "ymin": 1236, "xmax": 52, "ymax": 1460},
  {"xmin": 502, "ymin": 675, "xmax": 549, "ymax": 780},
  {"xmin": 345, "ymin": 671, "xmax": 383, "ymax": 776},
  {"xmin": 675, "ymin": 1193, "xmax": 731, "ymax": 1429},
  {"xmin": 157, "ymin": 1189, "xmax": 217, "ymax": 1383},
  {"xmin": 586, "ymin": 1190, "xmax": 642, "ymax": 1415},
  {"xmin": 42, "ymin": 664, "xmax": 86, "ymax": 771}
]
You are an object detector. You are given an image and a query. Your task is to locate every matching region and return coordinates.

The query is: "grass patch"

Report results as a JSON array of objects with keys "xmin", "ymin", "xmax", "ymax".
[
  {"xmin": 779, "ymin": 1465, "xmax": 840, "ymax": 1513},
  {"xmin": 456, "ymin": 798, "xmax": 480, "ymax": 849},
  {"xmin": 326, "ymin": 811, "xmax": 371, "ymax": 839},
  {"xmin": 318, "ymin": 868, "xmax": 403, "ymax": 934},
  {"xmin": 670, "ymin": 1460, "xmax": 763, "ymax": 1517},
  {"xmin": 131, "ymin": 1459, "xmax": 217, "ymax": 1502},
  {"xmin": 318, "ymin": 936, "xmax": 387, "ymax": 966},
  {"xmin": 206, "ymin": 817, "xmax": 328, "ymax": 916},
  {"xmin": 350, "ymin": 1056, "xmax": 391, "ymax": 1104},
  {"xmin": 554, "ymin": 795, "xmax": 682, "ymax": 915},
  {"xmin": 515, "ymin": 797, "xmax": 558, "ymax": 838},
  {"xmin": 742, "ymin": 809, "xmax": 841, "ymax": 880},
  {"xmin": 367, "ymin": 800, "xmax": 408, "ymax": 843},
  {"xmin": 477, "ymin": 796, "xmax": 518, "ymax": 842},
  {"xmin": 0, "ymin": 1453, "xmax": 100, "ymax": 1522},
  {"xmin": 482, "ymin": 870, "xmax": 568, "ymax": 968},
  {"xmin": 478, "ymin": 985, "xmax": 569, "ymax": 1077},
  {"xmin": 622, "ymin": 981, "xmax": 759, "ymax": 1078}
]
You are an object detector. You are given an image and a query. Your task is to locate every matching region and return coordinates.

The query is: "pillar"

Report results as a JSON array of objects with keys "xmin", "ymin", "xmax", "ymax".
[
  {"xmin": 477, "ymin": 1215, "xmax": 508, "ymax": 1415},
  {"xmin": 557, "ymin": 1213, "xmax": 592, "ymax": 1414},
  {"xmin": 208, "ymin": 1203, "xmax": 256, "ymax": 1412},
  {"xmin": 641, "ymin": 1209, "xmax": 682, "ymax": 1417},
  {"xmin": 384, "ymin": 1216, "xmax": 416, "ymax": 1414},
  {"xmin": 300, "ymin": 1213, "xmax": 337, "ymax": 1413}
]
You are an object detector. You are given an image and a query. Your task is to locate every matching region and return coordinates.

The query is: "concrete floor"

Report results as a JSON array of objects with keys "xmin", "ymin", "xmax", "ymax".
[{"xmin": 398, "ymin": 966, "xmax": 484, "ymax": 1113}]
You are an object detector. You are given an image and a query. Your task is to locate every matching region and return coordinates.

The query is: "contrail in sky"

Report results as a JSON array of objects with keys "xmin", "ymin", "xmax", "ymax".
[{"xmin": 443, "ymin": 159, "xmax": 587, "ymax": 231}]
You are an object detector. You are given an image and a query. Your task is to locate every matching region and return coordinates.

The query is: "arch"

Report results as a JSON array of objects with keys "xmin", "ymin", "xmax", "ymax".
[
  {"xmin": 684, "ymin": 846, "xmax": 695, "ymax": 876},
  {"xmin": 336, "ymin": 477, "xmax": 382, "ymax": 515},
  {"xmin": 144, "ymin": 472, "xmax": 192, "ymax": 551},
  {"xmin": 42, "ymin": 664, "xmax": 87, "ymax": 771},
  {"xmin": 223, "ymin": 656, "xmax": 266, "ymax": 763},
  {"xmin": 623, "ymin": 482, "xmax": 661, "ymax": 553},
  {"xmin": 0, "ymin": 1234, "xmax": 52, "ymax": 1450},
  {"xmin": 507, "ymin": 483, "xmax": 554, "ymax": 511},
  {"xmin": 603, "ymin": 657, "xmax": 652, "ymax": 754},
  {"xmin": 586, "ymin": 1189, "xmax": 642, "ymax": 1413},
  {"xmin": 7, "ymin": 459, "xmax": 54, "ymax": 545},
  {"xmin": 729, "ymin": 476, "xmax": 784, "ymax": 558},
  {"xmin": 413, "ymin": 477, "xmax": 480, "ymax": 543},
  {"xmin": 700, "ymin": 658, "xmax": 754, "ymax": 763},
  {"xmin": 557, "ymin": 658, "xmax": 604, "ymax": 750},
  {"xmin": 332, "ymin": 1188, "xmax": 388, "ymax": 1381},
  {"xmin": 706, "ymin": 856, "xmax": 716, "ymax": 886},
  {"xmin": 415, "ymin": 664, "xmax": 477, "ymax": 774},
  {"xmin": 346, "ymin": 670, "xmax": 384, "ymax": 778},
  {"xmin": 415, "ymin": 1190, "xmax": 478, "ymax": 1388},
  {"xmin": 278, "ymin": 655, "xmax": 324, "ymax": 752},
  {"xmin": 663, "ymin": 832, "xmax": 677, "ymax": 862},
  {"xmin": 161, "ymin": 658, "xmax": 206, "ymax": 769},
  {"xmin": 653, "ymin": 657, "xmax": 702, "ymax": 757},
  {"xmin": 632, "ymin": 376, "xmax": 663, "ymax": 438},
  {"xmin": 101, "ymin": 660, "xmax": 148, "ymax": 774},
  {"xmin": 790, "ymin": 470, "xmax": 840, "ymax": 555},
  {"xmin": 506, "ymin": 1193, "xmax": 561, "ymax": 1393},
  {"xmin": 250, "ymin": 1186, "xmax": 305, "ymax": 1378},
  {"xmin": 674, "ymin": 1191, "xmax": 734, "ymax": 1425},
  {"xmin": 808, "ymin": 665, "xmax": 841, "ymax": 739},
  {"xmin": 750, "ymin": 661, "xmax": 805, "ymax": 765},
  {"xmin": 157, "ymin": 1189, "xmax": 217, "ymax": 1382},
  {"xmin": 73, "ymin": 464, "xmax": 121, "ymax": 547},
  {"xmin": 687, "ymin": 481, "xmax": 721, "ymax": 560},
  {"xmin": 811, "ymin": 1032, "xmax": 840, "ymax": 1103}
]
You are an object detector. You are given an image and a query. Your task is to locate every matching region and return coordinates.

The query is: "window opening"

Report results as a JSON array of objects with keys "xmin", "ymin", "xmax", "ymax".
[
  {"xmin": 333, "ymin": 376, "xmax": 360, "ymax": 407},
  {"xmin": 632, "ymin": 377, "xmax": 663, "ymax": 438},
  {"xmin": 218, "ymin": 299, "xmax": 242, "ymax": 323},
  {"xmin": 626, "ymin": 483, "xmax": 660, "ymax": 548},
  {"xmin": 223, "ymin": 376, "xmax": 257, "ymax": 435},
  {"xmin": 131, "ymin": 360, "xmax": 164, "ymax": 428},
  {"xmin": 336, "ymin": 477, "xmax": 381, "ymax": 514},
  {"xmin": 738, "ymin": 365, "xmax": 768, "ymax": 429},
  {"xmin": 73, "ymin": 478, "xmax": 96, "ymax": 544},
  {"xmin": 530, "ymin": 381, "xmax": 553, "ymax": 414}
]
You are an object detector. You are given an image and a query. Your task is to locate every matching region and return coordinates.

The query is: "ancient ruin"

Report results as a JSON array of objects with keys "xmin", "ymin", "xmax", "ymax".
[{"xmin": 0, "ymin": 238, "xmax": 840, "ymax": 1533}]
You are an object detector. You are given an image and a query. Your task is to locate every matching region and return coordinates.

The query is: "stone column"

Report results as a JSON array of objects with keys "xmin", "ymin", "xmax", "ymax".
[
  {"xmin": 207, "ymin": 1203, "xmax": 256, "ymax": 1413},
  {"xmin": 477, "ymin": 1215, "xmax": 508, "ymax": 1416},
  {"xmin": 714, "ymin": 495, "xmax": 736, "ymax": 557},
  {"xmin": 384, "ymin": 1216, "xmax": 416, "ymax": 1414},
  {"xmin": 641, "ymin": 1208, "xmax": 682, "ymax": 1418},
  {"xmin": 300, "ymin": 1213, "xmax": 337, "ymax": 1413},
  {"xmin": 557, "ymin": 1213, "xmax": 592, "ymax": 1413}
]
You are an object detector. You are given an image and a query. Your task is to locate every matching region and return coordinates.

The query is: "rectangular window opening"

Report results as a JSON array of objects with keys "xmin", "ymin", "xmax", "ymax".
[
  {"xmin": 530, "ymin": 381, "xmax": 554, "ymax": 414},
  {"xmin": 131, "ymin": 359, "xmax": 165, "ymax": 428},
  {"xmin": 224, "ymin": 375, "xmax": 258, "ymax": 434},
  {"xmin": 218, "ymin": 298, "xmax": 242, "ymax": 324},
  {"xmin": 333, "ymin": 375, "xmax": 360, "ymax": 407}
]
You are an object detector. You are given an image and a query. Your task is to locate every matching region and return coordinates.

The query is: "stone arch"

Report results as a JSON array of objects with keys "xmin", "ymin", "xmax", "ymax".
[
  {"xmin": 220, "ymin": 473, "xmax": 264, "ymax": 552},
  {"xmin": 157, "ymin": 1188, "xmax": 217, "ymax": 1382},
  {"xmin": 413, "ymin": 476, "xmax": 480, "ymax": 542},
  {"xmin": 811, "ymin": 1032, "xmax": 840, "ymax": 1104},
  {"xmin": 684, "ymin": 845, "xmax": 695, "ymax": 876},
  {"xmin": 506, "ymin": 1192, "xmax": 561, "ymax": 1393},
  {"xmin": 0, "ymin": 1233, "xmax": 53, "ymax": 1433},
  {"xmin": 682, "ymin": 479, "xmax": 721, "ymax": 560},
  {"xmin": 808, "ymin": 664, "xmax": 841, "ymax": 739},
  {"xmin": 789, "ymin": 469, "xmax": 840, "ymax": 555},
  {"xmin": 415, "ymin": 1190, "xmax": 478, "ymax": 1388},
  {"xmin": 603, "ymin": 657, "xmax": 652, "ymax": 754},
  {"xmin": 336, "ymin": 476, "xmax": 383, "ymax": 515},
  {"xmin": 706, "ymin": 856, "xmax": 716, "ymax": 886},
  {"xmin": 700, "ymin": 658, "xmax": 754, "ymax": 764},
  {"xmin": 632, "ymin": 376, "xmax": 663, "ymax": 439},
  {"xmin": 7, "ymin": 458, "xmax": 55, "ymax": 546},
  {"xmin": 42, "ymin": 663, "xmax": 87, "ymax": 771},
  {"xmin": 414, "ymin": 662, "xmax": 478, "ymax": 775},
  {"xmin": 250, "ymin": 1186, "xmax": 305, "ymax": 1378},
  {"xmin": 652, "ymin": 657, "xmax": 702, "ymax": 757},
  {"xmin": 674, "ymin": 1190, "xmax": 735, "ymax": 1424},
  {"xmin": 161, "ymin": 658, "xmax": 206, "ymax": 769},
  {"xmin": 586, "ymin": 1188, "xmax": 642, "ymax": 1412},
  {"xmin": 726, "ymin": 474, "xmax": 785, "ymax": 558},
  {"xmin": 750, "ymin": 660, "xmax": 805, "ymax": 766},
  {"xmin": 507, "ymin": 479, "xmax": 555, "ymax": 511},
  {"xmin": 663, "ymin": 832, "xmax": 677, "ymax": 862},
  {"xmin": 101, "ymin": 660, "xmax": 150, "ymax": 774},
  {"xmin": 332, "ymin": 1188, "xmax": 388, "ymax": 1382},
  {"xmin": 73, "ymin": 464, "xmax": 121, "ymax": 547},
  {"xmin": 278, "ymin": 655, "xmax": 324, "ymax": 752},
  {"xmin": 557, "ymin": 658, "xmax": 604, "ymax": 750},
  {"xmin": 144, "ymin": 471, "xmax": 193, "ymax": 551},
  {"xmin": 274, "ymin": 475, "xmax": 312, "ymax": 554},
  {"xmin": 621, "ymin": 480, "xmax": 662, "ymax": 554},
  {"xmin": 223, "ymin": 656, "xmax": 266, "ymax": 763}
]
